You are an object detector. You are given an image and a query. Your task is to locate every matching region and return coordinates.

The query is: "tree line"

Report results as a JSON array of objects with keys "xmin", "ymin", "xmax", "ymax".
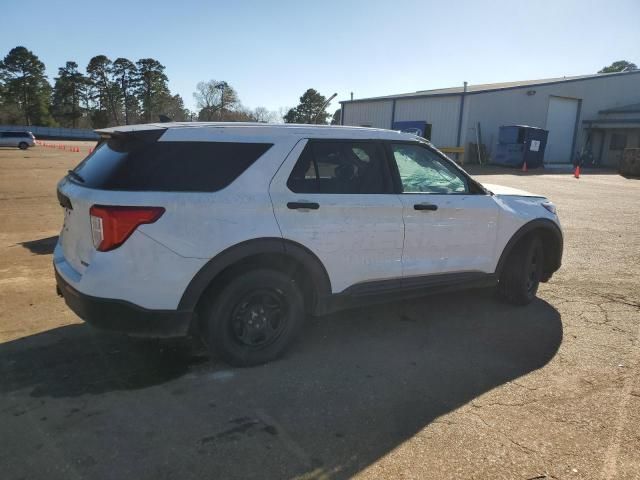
[
  {"xmin": 0, "ymin": 46, "xmax": 339, "ymax": 129},
  {"xmin": 0, "ymin": 46, "xmax": 188, "ymax": 128}
]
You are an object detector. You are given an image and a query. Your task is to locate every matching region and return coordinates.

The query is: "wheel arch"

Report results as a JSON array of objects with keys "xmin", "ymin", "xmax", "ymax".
[
  {"xmin": 178, "ymin": 237, "xmax": 332, "ymax": 316},
  {"xmin": 495, "ymin": 219, "xmax": 563, "ymax": 282}
]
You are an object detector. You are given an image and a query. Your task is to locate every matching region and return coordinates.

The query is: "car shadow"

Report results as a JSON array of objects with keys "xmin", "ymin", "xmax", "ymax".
[
  {"xmin": 0, "ymin": 289, "xmax": 562, "ymax": 479},
  {"xmin": 19, "ymin": 235, "xmax": 58, "ymax": 255}
]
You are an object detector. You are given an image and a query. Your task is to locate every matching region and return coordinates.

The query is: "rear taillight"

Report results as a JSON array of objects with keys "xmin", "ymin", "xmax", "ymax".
[{"xmin": 89, "ymin": 205, "xmax": 165, "ymax": 252}]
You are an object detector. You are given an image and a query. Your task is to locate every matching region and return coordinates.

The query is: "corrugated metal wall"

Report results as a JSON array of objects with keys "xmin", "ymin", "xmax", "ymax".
[
  {"xmin": 342, "ymin": 72, "xmax": 640, "ymax": 164},
  {"xmin": 394, "ymin": 97, "xmax": 460, "ymax": 146},
  {"xmin": 464, "ymin": 73, "xmax": 640, "ymax": 163},
  {"xmin": 341, "ymin": 96, "xmax": 460, "ymax": 147},
  {"xmin": 342, "ymin": 101, "xmax": 394, "ymax": 129}
]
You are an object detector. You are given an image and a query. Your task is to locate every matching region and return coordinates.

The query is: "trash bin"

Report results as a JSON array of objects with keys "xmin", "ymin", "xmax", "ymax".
[{"xmin": 494, "ymin": 125, "xmax": 548, "ymax": 168}]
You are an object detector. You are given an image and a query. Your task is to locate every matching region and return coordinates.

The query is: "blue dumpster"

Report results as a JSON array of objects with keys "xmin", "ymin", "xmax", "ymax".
[{"xmin": 494, "ymin": 125, "xmax": 548, "ymax": 168}]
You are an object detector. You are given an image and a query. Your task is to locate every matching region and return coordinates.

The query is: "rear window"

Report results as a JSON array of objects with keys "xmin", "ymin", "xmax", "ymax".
[{"xmin": 72, "ymin": 133, "xmax": 272, "ymax": 192}]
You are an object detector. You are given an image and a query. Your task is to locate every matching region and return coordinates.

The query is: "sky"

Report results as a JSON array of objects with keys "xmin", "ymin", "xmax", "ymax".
[{"xmin": 2, "ymin": 0, "xmax": 639, "ymax": 116}]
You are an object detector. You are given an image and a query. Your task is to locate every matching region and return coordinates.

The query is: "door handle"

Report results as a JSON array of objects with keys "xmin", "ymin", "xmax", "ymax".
[
  {"xmin": 287, "ymin": 201, "xmax": 320, "ymax": 210},
  {"xmin": 414, "ymin": 203, "xmax": 438, "ymax": 211}
]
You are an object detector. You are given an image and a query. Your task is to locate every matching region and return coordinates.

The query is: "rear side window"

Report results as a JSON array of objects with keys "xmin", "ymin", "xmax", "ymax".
[
  {"xmin": 0, "ymin": 132, "xmax": 29, "ymax": 137},
  {"xmin": 287, "ymin": 141, "xmax": 392, "ymax": 194},
  {"xmin": 72, "ymin": 133, "xmax": 272, "ymax": 192}
]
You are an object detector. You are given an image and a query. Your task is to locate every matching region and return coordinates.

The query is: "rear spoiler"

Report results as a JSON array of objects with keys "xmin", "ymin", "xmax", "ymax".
[{"xmin": 94, "ymin": 124, "xmax": 168, "ymax": 139}]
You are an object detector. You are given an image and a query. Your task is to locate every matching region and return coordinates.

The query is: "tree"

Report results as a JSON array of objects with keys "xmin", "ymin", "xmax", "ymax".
[
  {"xmin": 0, "ymin": 80, "xmax": 22, "ymax": 124},
  {"xmin": 331, "ymin": 108, "xmax": 341, "ymax": 125},
  {"xmin": 52, "ymin": 61, "xmax": 89, "ymax": 128},
  {"xmin": 252, "ymin": 106, "xmax": 278, "ymax": 123},
  {"xmin": 160, "ymin": 93, "xmax": 189, "ymax": 122},
  {"xmin": 598, "ymin": 60, "xmax": 637, "ymax": 74},
  {"xmin": 193, "ymin": 79, "xmax": 240, "ymax": 121},
  {"xmin": 0, "ymin": 46, "xmax": 54, "ymax": 125},
  {"xmin": 86, "ymin": 55, "xmax": 120, "ymax": 126},
  {"xmin": 135, "ymin": 58, "xmax": 170, "ymax": 122},
  {"xmin": 112, "ymin": 58, "xmax": 139, "ymax": 125},
  {"xmin": 283, "ymin": 89, "xmax": 330, "ymax": 124}
]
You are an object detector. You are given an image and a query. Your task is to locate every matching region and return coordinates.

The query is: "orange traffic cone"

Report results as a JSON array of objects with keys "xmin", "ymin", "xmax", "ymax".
[
  {"xmin": 574, "ymin": 165, "xmax": 580, "ymax": 179},
  {"xmin": 521, "ymin": 161, "xmax": 528, "ymax": 172}
]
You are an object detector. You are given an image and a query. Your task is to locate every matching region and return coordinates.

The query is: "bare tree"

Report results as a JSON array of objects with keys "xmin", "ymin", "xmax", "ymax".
[
  {"xmin": 193, "ymin": 79, "xmax": 239, "ymax": 121},
  {"xmin": 252, "ymin": 106, "xmax": 278, "ymax": 123}
]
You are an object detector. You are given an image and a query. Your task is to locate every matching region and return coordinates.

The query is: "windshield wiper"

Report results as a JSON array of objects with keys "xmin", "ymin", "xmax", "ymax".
[{"xmin": 67, "ymin": 170, "xmax": 85, "ymax": 183}]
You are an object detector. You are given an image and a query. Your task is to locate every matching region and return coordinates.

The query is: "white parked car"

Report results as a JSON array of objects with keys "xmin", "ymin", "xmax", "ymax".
[
  {"xmin": 55, "ymin": 123, "xmax": 563, "ymax": 365},
  {"xmin": 0, "ymin": 131, "xmax": 36, "ymax": 149}
]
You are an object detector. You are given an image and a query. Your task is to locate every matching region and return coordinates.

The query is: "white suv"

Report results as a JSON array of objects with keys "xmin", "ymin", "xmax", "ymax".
[{"xmin": 55, "ymin": 123, "xmax": 563, "ymax": 365}]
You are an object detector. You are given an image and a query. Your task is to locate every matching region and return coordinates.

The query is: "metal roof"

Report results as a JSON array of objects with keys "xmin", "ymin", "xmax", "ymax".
[{"xmin": 341, "ymin": 70, "xmax": 640, "ymax": 104}]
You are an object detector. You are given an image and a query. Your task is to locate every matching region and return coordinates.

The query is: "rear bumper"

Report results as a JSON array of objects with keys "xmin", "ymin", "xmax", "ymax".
[{"xmin": 55, "ymin": 268, "xmax": 193, "ymax": 338}]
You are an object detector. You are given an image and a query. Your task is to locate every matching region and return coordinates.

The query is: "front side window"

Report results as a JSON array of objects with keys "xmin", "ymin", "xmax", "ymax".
[
  {"xmin": 287, "ymin": 141, "xmax": 392, "ymax": 194},
  {"xmin": 391, "ymin": 143, "xmax": 468, "ymax": 194}
]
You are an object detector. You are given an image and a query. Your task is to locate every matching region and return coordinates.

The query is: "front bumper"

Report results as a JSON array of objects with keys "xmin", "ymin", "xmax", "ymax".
[{"xmin": 55, "ymin": 268, "xmax": 193, "ymax": 338}]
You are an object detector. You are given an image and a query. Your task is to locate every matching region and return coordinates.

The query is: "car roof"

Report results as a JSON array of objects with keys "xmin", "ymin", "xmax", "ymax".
[{"xmin": 95, "ymin": 122, "xmax": 420, "ymax": 141}]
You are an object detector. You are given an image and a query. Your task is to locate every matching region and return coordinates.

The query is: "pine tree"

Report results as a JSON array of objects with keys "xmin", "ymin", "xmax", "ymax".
[
  {"xmin": 0, "ymin": 46, "xmax": 54, "ymax": 126},
  {"xmin": 112, "ymin": 58, "xmax": 139, "ymax": 125},
  {"xmin": 135, "ymin": 58, "xmax": 170, "ymax": 122},
  {"xmin": 284, "ymin": 89, "xmax": 330, "ymax": 124},
  {"xmin": 52, "ymin": 61, "xmax": 89, "ymax": 128},
  {"xmin": 86, "ymin": 55, "xmax": 120, "ymax": 126}
]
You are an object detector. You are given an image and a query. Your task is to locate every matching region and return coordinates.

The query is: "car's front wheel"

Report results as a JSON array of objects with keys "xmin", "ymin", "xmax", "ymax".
[
  {"xmin": 18, "ymin": 142, "xmax": 29, "ymax": 150},
  {"xmin": 498, "ymin": 236, "xmax": 544, "ymax": 305},
  {"xmin": 201, "ymin": 269, "xmax": 305, "ymax": 366}
]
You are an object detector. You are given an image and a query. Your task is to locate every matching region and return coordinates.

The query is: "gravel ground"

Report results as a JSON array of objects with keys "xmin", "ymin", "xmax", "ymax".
[{"xmin": 1, "ymin": 144, "xmax": 638, "ymax": 480}]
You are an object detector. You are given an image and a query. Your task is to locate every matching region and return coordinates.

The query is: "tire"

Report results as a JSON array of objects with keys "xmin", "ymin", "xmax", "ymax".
[
  {"xmin": 497, "ymin": 236, "xmax": 544, "ymax": 306},
  {"xmin": 18, "ymin": 142, "xmax": 28, "ymax": 150},
  {"xmin": 201, "ymin": 269, "xmax": 305, "ymax": 366}
]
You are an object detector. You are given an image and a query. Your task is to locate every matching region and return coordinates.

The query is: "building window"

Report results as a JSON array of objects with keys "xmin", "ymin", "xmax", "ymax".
[{"xmin": 610, "ymin": 133, "xmax": 627, "ymax": 151}]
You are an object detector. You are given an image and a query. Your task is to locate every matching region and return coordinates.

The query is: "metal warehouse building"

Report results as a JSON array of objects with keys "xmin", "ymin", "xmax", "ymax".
[{"xmin": 340, "ymin": 70, "xmax": 640, "ymax": 167}]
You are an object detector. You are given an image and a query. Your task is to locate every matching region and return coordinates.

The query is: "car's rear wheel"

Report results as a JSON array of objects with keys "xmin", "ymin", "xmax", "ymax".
[
  {"xmin": 18, "ymin": 142, "xmax": 28, "ymax": 150},
  {"xmin": 201, "ymin": 269, "xmax": 305, "ymax": 366},
  {"xmin": 498, "ymin": 236, "xmax": 544, "ymax": 305}
]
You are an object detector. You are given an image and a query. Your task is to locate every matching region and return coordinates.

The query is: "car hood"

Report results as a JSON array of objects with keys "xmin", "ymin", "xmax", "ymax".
[{"xmin": 482, "ymin": 183, "xmax": 544, "ymax": 198}]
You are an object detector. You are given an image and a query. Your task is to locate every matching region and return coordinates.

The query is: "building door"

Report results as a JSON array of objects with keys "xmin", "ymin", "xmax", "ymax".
[{"xmin": 545, "ymin": 96, "xmax": 579, "ymax": 164}]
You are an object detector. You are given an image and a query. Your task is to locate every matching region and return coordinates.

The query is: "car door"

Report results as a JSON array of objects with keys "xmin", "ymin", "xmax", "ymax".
[
  {"xmin": 389, "ymin": 142, "xmax": 500, "ymax": 278},
  {"xmin": 269, "ymin": 139, "xmax": 404, "ymax": 293},
  {"xmin": 0, "ymin": 133, "xmax": 9, "ymax": 146}
]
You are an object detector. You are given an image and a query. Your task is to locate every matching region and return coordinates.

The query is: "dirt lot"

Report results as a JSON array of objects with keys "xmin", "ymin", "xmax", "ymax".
[{"xmin": 1, "ymin": 142, "xmax": 639, "ymax": 480}]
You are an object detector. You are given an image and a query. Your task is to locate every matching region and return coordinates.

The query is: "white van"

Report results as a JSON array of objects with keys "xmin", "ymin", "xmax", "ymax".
[{"xmin": 0, "ymin": 131, "xmax": 36, "ymax": 149}]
